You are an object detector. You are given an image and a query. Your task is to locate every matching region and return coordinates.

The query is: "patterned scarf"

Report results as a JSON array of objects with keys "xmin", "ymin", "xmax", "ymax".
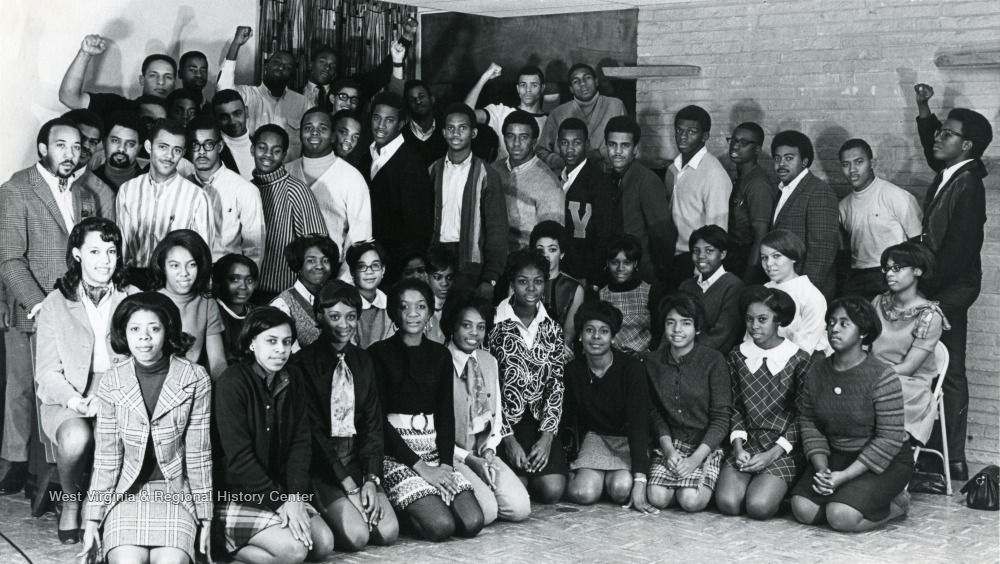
[
  {"xmin": 877, "ymin": 292, "xmax": 951, "ymax": 338},
  {"xmin": 463, "ymin": 355, "xmax": 492, "ymax": 431},
  {"xmin": 328, "ymin": 353, "xmax": 357, "ymax": 437},
  {"xmin": 81, "ymin": 280, "xmax": 110, "ymax": 306}
]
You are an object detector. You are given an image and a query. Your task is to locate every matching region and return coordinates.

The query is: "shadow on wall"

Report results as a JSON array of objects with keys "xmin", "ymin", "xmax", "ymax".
[{"xmin": 815, "ymin": 125, "xmax": 852, "ymax": 198}]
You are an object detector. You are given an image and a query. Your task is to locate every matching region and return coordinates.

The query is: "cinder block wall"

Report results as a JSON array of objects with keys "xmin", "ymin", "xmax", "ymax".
[{"xmin": 634, "ymin": 0, "xmax": 999, "ymax": 464}]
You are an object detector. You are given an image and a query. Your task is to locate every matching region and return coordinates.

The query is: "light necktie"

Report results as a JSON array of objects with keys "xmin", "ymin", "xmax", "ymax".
[
  {"xmin": 464, "ymin": 355, "xmax": 492, "ymax": 430},
  {"xmin": 329, "ymin": 353, "xmax": 357, "ymax": 437}
]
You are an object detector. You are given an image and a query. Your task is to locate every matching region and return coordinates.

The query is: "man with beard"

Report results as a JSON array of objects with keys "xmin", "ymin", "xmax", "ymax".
[
  {"xmin": 0, "ymin": 118, "xmax": 102, "ymax": 495},
  {"xmin": 535, "ymin": 64, "xmax": 626, "ymax": 172},
  {"xmin": 837, "ymin": 138, "xmax": 922, "ymax": 301},
  {"xmin": 62, "ymin": 109, "xmax": 117, "ymax": 221},
  {"xmin": 185, "ymin": 115, "xmax": 264, "ymax": 267},
  {"xmin": 465, "ymin": 64, "xmax": 548, "ymax": 164},
  {"xmin": 179, "ymin": 50, "xmax": 211, "ymax": 110},
  {"xmin": 285, "ymin": 108, "xmax": 371, "ymax": 281},
  {"xmin": 116, "ymin": 119, "xmax": 214, "ymax": 288},
  {"xmin": 358, "ymin": 93, "xmax": 434, "ymax": 283},
  {"xmin": 769, "ymin": 130, "xmax": 839, "ymax": 300},
  {"xmin": 212, "ymin": 89, "xmax": 255, "ymax": 180},
  {"xmin": 725, "ymin": 122, "xmax": 777, "ymax": 284},
  {"xmin": 664, "ymin": 105, "xmax": 732, "ymax": 294},
  {"xmin": 428, "ymin": 103, "xmax": 509, "ymax": 298},
  {"xmin": 217, "ymin": 26, "xmax": 310, "ymax": 160},
  {"xmin": 402, "ymin": 79, "xmax": 449, "ymax": 166},
  {"xmin": 91, "ymin": 110, "xmax": 147, "ymax": 192},
  {"xmin": 59, "ymin": 34, "xmax": 176, "ymax": 119},
  {"xmin": 557, "ymin": 118, "xmax": 620, "ymax": 286},
  {"xmin": 493, "ymin": 111, "xmax": 564, "ymax": 252}
]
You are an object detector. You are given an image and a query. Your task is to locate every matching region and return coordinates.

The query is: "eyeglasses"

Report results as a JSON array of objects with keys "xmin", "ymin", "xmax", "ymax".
[
  {"xmin": 727, "ymin": 137, "xmax": 757, "ymax": 149},
  {"xmin": 933, "ymin": 128, "xmax": 965, "ymax": 141},
  {"xmin": 355, "ymin": 262, "xmax": 384, "ymax": 273},
  {"xmin": 189, "ymin": 139, "xmax": 221, "ymax": 152},
  {"xmin": 333, "ymin": 92, "xmax": 361, "ymax": 105},
  {"xmin": 881, "ymin": 264, "xmax": 911, "ymax": 273}
]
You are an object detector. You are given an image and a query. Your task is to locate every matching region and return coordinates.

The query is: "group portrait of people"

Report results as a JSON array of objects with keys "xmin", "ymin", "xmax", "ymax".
[{"xmin": 0, "ymin": 13, "xmax": 992, "ymax": 564}]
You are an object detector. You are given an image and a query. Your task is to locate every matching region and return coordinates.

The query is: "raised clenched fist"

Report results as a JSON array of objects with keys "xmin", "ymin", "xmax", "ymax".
[
  {"xmin": 914, "ymin": 83, "xmax": 934, "ymax": 104},
  {"xmin": 80, "ymin": 34, "xmax": 108, "ymax": 56},
  {"xmin": 486, "ymin": 63, "xmax": 502, "ymax": 80},
  {"xmin": 234, "ymin": 26, "xmax": 253, "ymax": 46}
]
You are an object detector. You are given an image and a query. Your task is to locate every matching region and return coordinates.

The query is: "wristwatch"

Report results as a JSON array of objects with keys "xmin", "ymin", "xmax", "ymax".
[{"xmin": 365, "ymin": 473, "xmax": 381, "ymax": 487}]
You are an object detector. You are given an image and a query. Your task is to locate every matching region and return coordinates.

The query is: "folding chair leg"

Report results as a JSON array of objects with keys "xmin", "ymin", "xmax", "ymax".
[{"xmin": 939, "ymin": 400, "xmax": 952, "ymax": 495}]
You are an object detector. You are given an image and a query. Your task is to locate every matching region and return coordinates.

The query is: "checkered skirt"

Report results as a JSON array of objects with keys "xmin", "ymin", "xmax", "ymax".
[
  {"xmin": 648, "ymin": 439, "xmax": 724, "ymax": 490},
  {"xmin": 214, "ymin": 498, "xmax": 318, "ymax": 554},
  {"xmin": 383, "ymin": 427, "xmax": 473, "ymax": 510},
  {"xmin": 102, "ymin": 481, "xmax": 197, "ymax": 562},
  {"xmin": 723, "ymin": 436, "xmax": 803, "ymax": 484}
]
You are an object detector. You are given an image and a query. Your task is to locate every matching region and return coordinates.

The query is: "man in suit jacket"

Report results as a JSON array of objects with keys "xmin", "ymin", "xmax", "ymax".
[
  {"xmin": 429, "ymin": 104, "xmax": 509, "ymax": 298},
  {"xmin": 558, "ymin": 118, "xmax": 621, "ymax": 286},
  {"xmin": 358, "ymin": 93, "xmax": 434, "ymax": 284},
  {"xmin": 769, "ymin": 130, "xmax": 839, "ymax": 300},
  {"xmin": 0, "ymin": 118, "xmax": 102, "ymax": 493},
  {"xmin": 62, "ymin": 109, "xmax": 116, "ymax": 222},
  {"xmin": 913, "ymin": 84, "xmax": 992, "ymax": 480}
]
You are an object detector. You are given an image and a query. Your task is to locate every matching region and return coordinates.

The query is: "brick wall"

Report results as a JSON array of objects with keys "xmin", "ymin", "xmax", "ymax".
[{"xmin": 635, "ymin": 0, "xmax": 1000, "ymax": 464}]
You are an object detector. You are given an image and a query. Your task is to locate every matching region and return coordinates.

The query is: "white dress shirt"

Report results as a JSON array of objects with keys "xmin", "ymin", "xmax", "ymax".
[
  {"xmin": 494, "ymin": 297, "xmax": 550, "ymax": 348},
  {"xmin": 36, "ymin": 163, "xmax": 75, "ymax": 231},
  {"xmin": 369, "ymin": 134, "xmax": 405, "ymax": 179},
  {"xmin": 441, "ymin": 153, "xmax": 473, "ymax": 242},
  {"xmin": 190, "ymin": 166, "xmax": 265, "ymax": 267},
  {"xmin": 561, "ymin": 159, "xmax": 587, "ymax": 192},
  {"xmin": 773, "ymin": 168, "xmax": 810, "ymax": 221},
  {"xmin": 696, "ymin": 265, "xmax": 727, "ymax": 292},
  {"xmin": 409, "ymin": 119, "xmax": 437, "ymax": 142}
]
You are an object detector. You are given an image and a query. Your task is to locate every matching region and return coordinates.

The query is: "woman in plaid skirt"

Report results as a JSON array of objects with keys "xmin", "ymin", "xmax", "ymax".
[
  {"xmin": 645, "ymin": 293, "xmax": 731, "ymax": 512},
  {"xmin": 716, "ymin": 287, "xmax": 812, "ymax": 519},
  {"xmin": 598, "ymin": 235, "xmax": 653, "ymax": 356},
  {"xmin": 79, "ymin": 293, "xmax": 213, "ymax": 564},
  {"xmin": 212, "ymin": 307, "xmax": 334, "ymax": 563}
]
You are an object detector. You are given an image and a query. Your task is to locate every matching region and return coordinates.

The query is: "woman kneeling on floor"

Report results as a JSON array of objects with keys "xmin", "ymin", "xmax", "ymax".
[
  {"xmin": 563, "ymin": 300, "xmax": 655, "ymax": 513},
  {"xmin": 81, "ymin": 293, "xmax": 212, "ymax": 564},
  {"xmin": 213, "ymin": 307, "xmax": 334, "ymax": 562},
  {"xmin": 791, "ymin": 297, "xmax": 913, "ymax": 532},
  {"xmin": 368, "ymin": 279, "xmax": 485, "ymax": 542},
  {"xmin": 442, "ymin": 291, "xmax": 532, "ymax": 525},
  {"xmin": 291, "ymin": 281, "xmax": 399, "ymax": 551},
  {"xmin": 645, "ymin": 292, "xmax": 731, "ymax": 512},
  {"xmin": 716, "ymin": 286, "xmax": 812, "ymax": 519}
]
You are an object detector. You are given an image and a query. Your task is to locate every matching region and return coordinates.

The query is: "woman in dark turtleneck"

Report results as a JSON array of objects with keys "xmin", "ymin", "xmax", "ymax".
[{"xmin": 80, "ymin": 293, "xmax": 213, "ymax": 564}]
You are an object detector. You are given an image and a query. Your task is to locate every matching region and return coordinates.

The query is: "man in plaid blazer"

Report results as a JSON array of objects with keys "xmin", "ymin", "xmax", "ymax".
[
  {"xmin": 769, "ymin": 131, "xmax": 839, "ymax": 300},
  {"xmin": 0, "ymin": 117, "xmax": 101, "ymax": 493}
]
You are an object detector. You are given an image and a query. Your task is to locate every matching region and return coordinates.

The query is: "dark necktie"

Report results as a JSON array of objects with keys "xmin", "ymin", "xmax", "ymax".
[
  {"xmin": 923, "ymin": 171, "xmax": 944, "ymax": 212},
  {"xmin": 318, "ymin": 84, "xmax": 330, "ymax": 112},
  {"xmin": 58, "ymin": 177, "xmax": 68, "ymax": 192}
]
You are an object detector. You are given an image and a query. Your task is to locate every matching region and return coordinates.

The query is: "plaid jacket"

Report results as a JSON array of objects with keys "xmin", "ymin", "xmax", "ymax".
[
  {"xmin": 86, "ymin": 356, "xmax": 213, "ymax": 522},
  {"xmin": 771, "ymin": 171, "xmax": 839, "ymax": 300},
  {"xmin": 0, "ymin": 165, "xmax": 99, "ymax": 331}
]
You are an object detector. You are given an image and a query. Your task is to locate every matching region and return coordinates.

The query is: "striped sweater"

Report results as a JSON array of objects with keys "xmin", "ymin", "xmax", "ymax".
[
  {"xmin": 252, "ymin": 166, "xmax": 328, "ymax": 294},
  {"xmin": 799, "ymin": 354, "xmax": 906, "ymax": 474}
]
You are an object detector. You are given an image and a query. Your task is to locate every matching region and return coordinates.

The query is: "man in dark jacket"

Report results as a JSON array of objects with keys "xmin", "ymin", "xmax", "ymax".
[
  {"xmin": 558, "ymin": 118, "xmax": 621, "ymax": 286},
  {"xmin": 358, "ymin": 93, "xmax": 434, "ymax": 284},
  {"xmin": 913, "ymin": 84, "xmax": 992, "ymax": 481}
]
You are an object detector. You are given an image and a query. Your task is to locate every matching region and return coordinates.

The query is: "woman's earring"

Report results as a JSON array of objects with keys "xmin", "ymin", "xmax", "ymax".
[{"xmin": 249, "ymin": 344, "xmax": 255, "ymax": 352}]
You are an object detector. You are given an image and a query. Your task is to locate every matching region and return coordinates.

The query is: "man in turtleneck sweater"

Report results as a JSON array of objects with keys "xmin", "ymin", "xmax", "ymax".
[
  {"xmin": 217, "ymin": 26, "xmax": 310, "ymax": 161},
  {"xmin": 535, "ymin": 64, "xmax": 626, "ymax": 173},
  {"xmin": 212, "ymin": 89, "xmax": 255, "ymax": 181},
  {"xmin": 285, "ymin": 108, "xmax": 371, "ymax": 281},
  {"xmin": 250, "ymin": 124, "xmax": 328, "ymax": 302},
  {"xmin": 91, "ymin": 110, "xmax": 148, "ymax": 193}
]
